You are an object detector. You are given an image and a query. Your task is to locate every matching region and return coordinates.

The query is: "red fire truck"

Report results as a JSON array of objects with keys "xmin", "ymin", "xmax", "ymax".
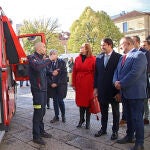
[{"xmin": 0, "ymin": 7, "xmax": 46, "ymax": 141}]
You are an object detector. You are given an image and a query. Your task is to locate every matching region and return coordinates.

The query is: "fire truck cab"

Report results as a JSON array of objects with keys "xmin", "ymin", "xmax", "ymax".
[{"xmin": 0, "ymin": 7, "xmax": 46, "ymax": 141}]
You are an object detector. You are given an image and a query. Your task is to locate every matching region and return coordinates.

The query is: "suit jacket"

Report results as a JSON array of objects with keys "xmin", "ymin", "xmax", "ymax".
[
  {"xmin": 94, "ymin": 51, "xmax": 121, "ymax": 103},
  {"xmin": 139, "ymin": 47, "xmax": 150, "ymax": 98},
  {"xmin": 139, "ymin": 47, "xmax": 150, "ymax": 73},
  {"xmin": 113, "ymin": 49, "xmax": 147, "ymax": 99},
  {"xmin": 47, "ymin": 58, "xmax": 68, "ymax": 99}
]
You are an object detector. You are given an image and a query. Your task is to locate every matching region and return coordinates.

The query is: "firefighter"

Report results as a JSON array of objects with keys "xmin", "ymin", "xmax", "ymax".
[{"xmin": 28, "ymin": 42, "xmax": 53, "ymax": 145}]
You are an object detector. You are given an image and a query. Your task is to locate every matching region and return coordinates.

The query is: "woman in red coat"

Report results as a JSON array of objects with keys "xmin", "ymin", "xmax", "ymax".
[{"xmin": 72, "ymin": 43, "xmax": 96, "ymax": 129}]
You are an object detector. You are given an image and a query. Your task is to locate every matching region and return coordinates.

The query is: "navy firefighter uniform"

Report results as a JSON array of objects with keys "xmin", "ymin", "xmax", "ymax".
[{"xmin": 28, "ymin": 52, "xmax": 51, "ymax": 140}]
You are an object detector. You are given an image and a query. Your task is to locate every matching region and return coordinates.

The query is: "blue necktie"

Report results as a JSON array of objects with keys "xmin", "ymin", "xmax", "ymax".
[{"xmin": 104, "ymin": 55, "xmax": 109, "ymax": 67}]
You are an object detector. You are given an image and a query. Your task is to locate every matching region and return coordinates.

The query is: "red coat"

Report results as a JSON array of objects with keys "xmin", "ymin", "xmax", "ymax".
[{"xmin": 72, "ymin": 55, "xmax": 96, "ymax": 107}]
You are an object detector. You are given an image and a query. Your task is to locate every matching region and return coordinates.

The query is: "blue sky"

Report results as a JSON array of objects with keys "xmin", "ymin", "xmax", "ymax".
[{"xmin": 1, "ymin": 0, "xmax": 150, "ymax": 31}]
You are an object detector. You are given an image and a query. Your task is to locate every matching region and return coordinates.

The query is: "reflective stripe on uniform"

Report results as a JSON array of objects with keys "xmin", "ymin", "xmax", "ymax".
[{"xmin": 33, "ymin": 105, "xmax": 41, "ymax": 109}]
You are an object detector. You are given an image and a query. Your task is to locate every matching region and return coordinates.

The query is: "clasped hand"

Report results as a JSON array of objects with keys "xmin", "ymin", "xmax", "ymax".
[
  {"xmin": 52, "ymin": 69, "xmax": 59, "ymax": 76},
  {"xmin": 114, "ymin": 81, "xmax": 121, "ymax": 90},
  {"xmin": 51, "ymin": 83, "xmax": 57, "ymax": 88}
]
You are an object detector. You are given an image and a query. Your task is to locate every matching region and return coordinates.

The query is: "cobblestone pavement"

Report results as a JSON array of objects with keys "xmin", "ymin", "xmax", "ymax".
[{"xmin": 0, "ymin": 85, "xmax": 150, "ymax": 150}]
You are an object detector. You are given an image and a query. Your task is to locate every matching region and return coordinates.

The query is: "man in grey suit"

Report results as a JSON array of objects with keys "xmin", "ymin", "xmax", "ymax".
[{"xmin": 113, "ymin": 37, "xmax": 147, "ymax": 150}]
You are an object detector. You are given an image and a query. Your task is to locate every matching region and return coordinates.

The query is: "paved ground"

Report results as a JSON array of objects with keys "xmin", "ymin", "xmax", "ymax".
[{"xmin": 0, "ymin": 85, "xmax": 150, "ymax": 150}]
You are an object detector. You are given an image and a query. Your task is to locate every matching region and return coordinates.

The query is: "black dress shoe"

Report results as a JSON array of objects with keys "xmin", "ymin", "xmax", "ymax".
[
  {"xmin": 111, "ymin": 132, "xmax": 118, "ymax": 140},
  {"xmin": 117, "ymin": 136, "xmax": 134, "ymax": 144},
  {"xmin": 94, "ymin": 129, "xmax": 107, "ymax": 137},
  {"xmin": 41, "ymin": 131, "xmax": 52, "ymax": 138},
  {"xmin": 33, "ymin": 138, "xmax": 46, "ymax": 145},
  {"xmin": 129, "ymin": 144, "xmax": 144, "ymax": 150}
]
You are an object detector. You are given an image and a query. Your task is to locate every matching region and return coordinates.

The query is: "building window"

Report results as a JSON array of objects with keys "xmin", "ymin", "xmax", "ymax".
[{"xmin": 123, "ymin": 22, "xmax": 128, "ymax": 32}]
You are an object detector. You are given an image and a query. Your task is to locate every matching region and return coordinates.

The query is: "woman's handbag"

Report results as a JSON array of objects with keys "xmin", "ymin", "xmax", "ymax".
[
  {"xmin": 89, "ymin": 96, "xmax": 100, "ymax": 114},
  {"xmin": 89, "ymin": 96, "xmax": 100, "ymax": 120}
]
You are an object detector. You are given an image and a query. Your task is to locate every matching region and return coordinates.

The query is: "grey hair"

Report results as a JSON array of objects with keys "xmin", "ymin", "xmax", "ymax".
[{"xmin": 49, "ymin": 49, "xmax": 58, "ymax": 55}]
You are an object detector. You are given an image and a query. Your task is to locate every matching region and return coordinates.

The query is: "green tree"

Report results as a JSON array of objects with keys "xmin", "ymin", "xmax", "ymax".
[
  {"xmin": 68, "ymin": 7, "xmax": 123, "ymax": 55},
  {"xmin": 19, "ymin": 18, "xmax": 64, "ymax": 54}
]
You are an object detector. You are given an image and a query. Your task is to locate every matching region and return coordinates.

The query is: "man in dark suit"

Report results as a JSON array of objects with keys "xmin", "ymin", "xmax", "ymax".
[
  {"xmin": 94, "ymin": 38, "xmax": 121, "ymax": 140},
  {"xmin": 47, "ymin": 49, "xmax": 68, "ymax": 123},
  {"xmin": 132, "ymin": 36, "xmax": 150, "ymax": 125},
  {"xmin": 113, "ymin": 37, "xmax": 147, "ymax": 150}
]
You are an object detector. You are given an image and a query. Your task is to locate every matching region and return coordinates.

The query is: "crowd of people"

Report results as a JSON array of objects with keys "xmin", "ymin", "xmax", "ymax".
[{"xmin": 26, "ymin": 35, "xmax": 150, "ymax": 150}]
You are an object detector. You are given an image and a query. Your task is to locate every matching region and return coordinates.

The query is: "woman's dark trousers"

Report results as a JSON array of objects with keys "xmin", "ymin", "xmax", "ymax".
[{"xmin": 77, "ymin": 107, "xmax": 91, "ymax": 129}]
